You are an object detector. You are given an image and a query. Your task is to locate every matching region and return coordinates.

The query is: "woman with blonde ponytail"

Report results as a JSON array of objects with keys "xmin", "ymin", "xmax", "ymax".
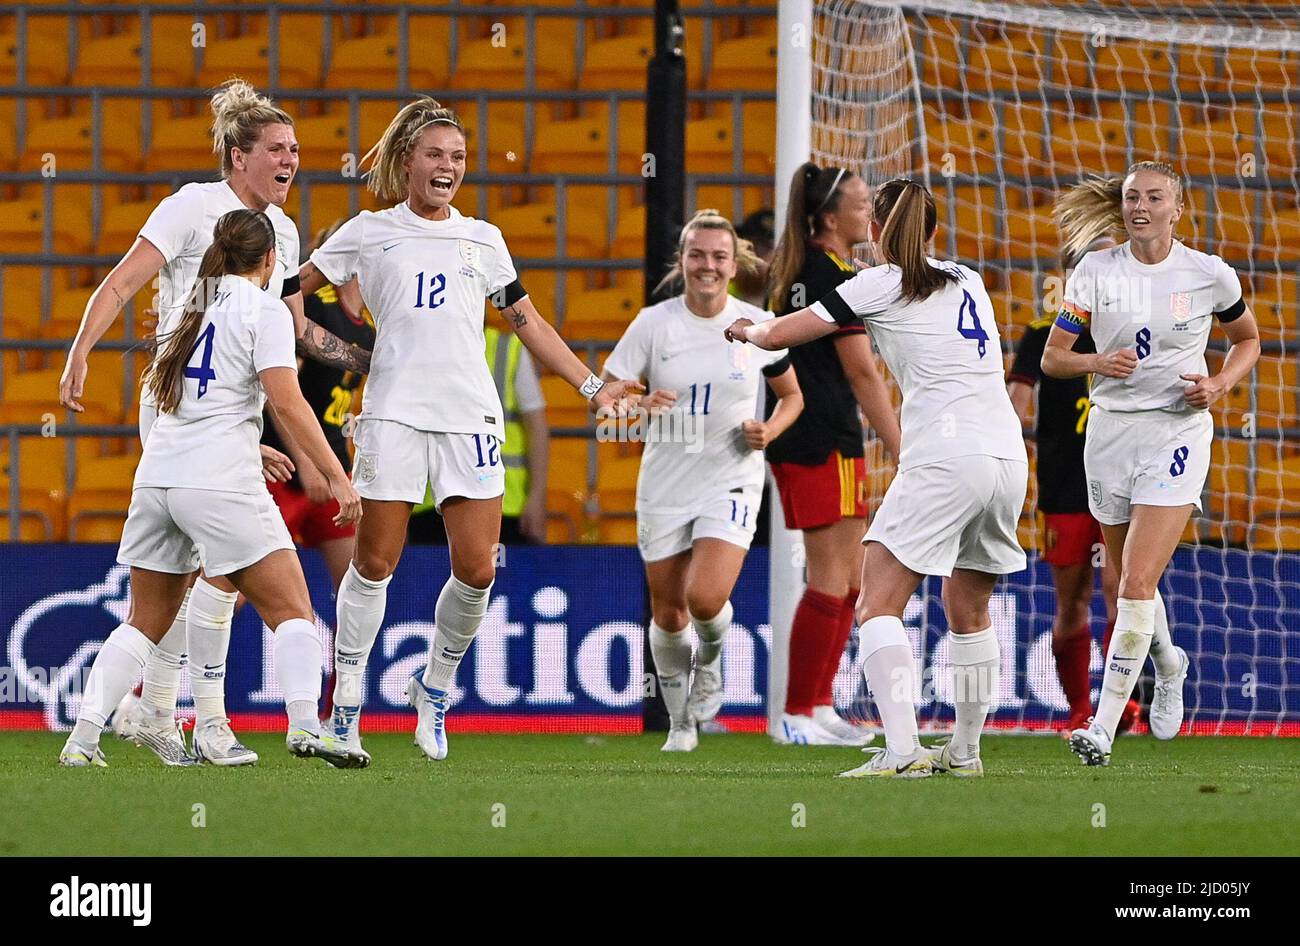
[
  {"xmin": 296, "ymin": 97, "xmax": 642, "ymax": 763},
  {"xmin": 764, "ymin": 162, "xmax": 902, "ymax": 748},
  {"xmin": 602, "ymin": 209, "xmax": 803, "ymax": 752},
  {"xmin": 57, "ymin": 78, "xmax": 369, "ymax": 769},
  {"xmin": 61, "ymin": 209, "xmax": 366, "ymax": 770},
  {"xmin": 1043, "ymin": 161, "xmax": 1260, "ymax": 767},
  {"xmin": 727, "ymin": 178, "xmax": 1028, "ymax": 779}
]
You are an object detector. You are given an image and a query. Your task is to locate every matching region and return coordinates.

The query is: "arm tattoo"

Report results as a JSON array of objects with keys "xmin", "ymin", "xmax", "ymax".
[
  {"xmin": 505, "ymin": 304, "xmax": 528, "ymax": 329},
  {"xmin": 110, "ymin": 284, "xmax": 126, "ymax": 312},
  {"xmin": 297, "ymin": 321, "xmax": 371, "ymax": 374}
]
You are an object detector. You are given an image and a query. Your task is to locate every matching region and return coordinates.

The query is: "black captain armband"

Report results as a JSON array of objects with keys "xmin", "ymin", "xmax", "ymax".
[
  {"xmin": 762, "ymin": 355, "xmax": 792, "ymax": 378},
  {"xmin": 280, "ymin": 274, "xmax": 300, "ymax": 298},
  {"xmin": 817, "ymin": 289, "xmax": 859, "ymax": 327},
  {"xmin": 491, "ymin": 279, "xmax": 529, "ymax": 310},
  {"xmin": 1214, "ymin": 296, "xmax": 1246, "ymax": 323}
]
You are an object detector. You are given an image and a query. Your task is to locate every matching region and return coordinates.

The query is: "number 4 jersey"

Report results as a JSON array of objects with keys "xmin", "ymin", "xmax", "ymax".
[
  {"xmin": 309, "ymin": 202, "xmax": 524, "ymax": 441},
  {"xmin": 134, "ymin": 274, "xmax": 298, "ymax": 494},
  {"xmin": 812, "ymin": 258, "xmax": 1025, "ymax": 472}
]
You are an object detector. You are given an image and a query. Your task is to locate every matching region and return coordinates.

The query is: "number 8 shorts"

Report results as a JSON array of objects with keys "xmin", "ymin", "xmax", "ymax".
[
  {"xmin": 1083, "ymin": 405, "xmax": 1213, "ymax": 526},
  {"xmin": 351, "ymin": 418, "xmax": 505, "ymax": 509}
]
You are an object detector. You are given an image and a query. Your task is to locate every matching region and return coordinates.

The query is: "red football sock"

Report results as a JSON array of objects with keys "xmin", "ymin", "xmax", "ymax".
[
  {"xmin": 813, "ymin": 588, "xmax": 859, "ymax": 708},
  {"xmin": 1052, "ymin": 625, "xmax": 1092, "ymax": 717},
  {"xmin": 784, "ymin": 588, "xmax": 843, "ymax": 716}
]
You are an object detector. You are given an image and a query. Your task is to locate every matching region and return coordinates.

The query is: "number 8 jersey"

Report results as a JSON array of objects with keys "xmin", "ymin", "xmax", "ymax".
[
  {"xmin": 310, "ymin": 202, "xmax": 523, "ymax": 441},
  {"xmin": 1056, "ymin": 241, "xmax": 1245, "ymax": 415},
  {"xmin": 812, "ymin": 258, "xmax": 1025, "ymax": 472}
]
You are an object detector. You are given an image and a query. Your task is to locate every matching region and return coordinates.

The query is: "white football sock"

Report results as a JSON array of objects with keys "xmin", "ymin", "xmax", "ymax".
[
  {"xmin": 1095, "ymin": 597, "xmax": 1156, "ymax": 739},
  {"xmin": 949, "ymin": 626, "xmax": 998, "ymax": 761},
  {"xmin": 333, "ymin": 563, "xmax": 391, "ymax": 708},
  {"xmin": 689, "ymin": 600, "xmax": 732, "ymax": 668},
  {"xmin": 649, "ymin": 621, "xmax": 693, "ymax": 728},
  {"xmin": 187, "ymin": 578, "xmax": 238, "ymax": 724},
  {"xmin": 1146, "ymin": 590, "xmax": 1181, "ymax": 677},
  {"xmin": 860, "ymin": 615, "xmax": 920, "ymax": 756},
  {"xmin": 421, "ymin": 575, "xmax": 491, "ymax": 692},
  {"xmin": 139, "ymin": 586, "xmax": 190, "ymax": 717},
  {"xmin": 73, "ymin": 624, "xmax": 155, "ymax": 746},
  {"xmin": 273, "ymin": 618, "xmax": 323, "ymax": 734}
]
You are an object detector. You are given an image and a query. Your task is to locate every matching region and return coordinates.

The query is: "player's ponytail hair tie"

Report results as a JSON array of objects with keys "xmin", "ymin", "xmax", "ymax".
[
  {"xmin": 364, "ymin": 97, "xmax": 467, "ymax": 203},
  {"xmin": 872, "ymin": 178, "xmax": 959, "ymax": 303}
]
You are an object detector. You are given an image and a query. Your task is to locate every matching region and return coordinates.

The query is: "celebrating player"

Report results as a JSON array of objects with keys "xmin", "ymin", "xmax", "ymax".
[
  {"xmin": 727, "ymin": 179, "xmax": 1029, "ymax": 778},
  {"xmin": 764, "ymin": 162, "xmax": 901, "ymax": 746},
  {"xmin": 601, "ymin": 210, "xmax": 803, "ymax": 751},
  {"xmin": 1007, "ymin": 238, "xmax": 1132, "ymax": 734},
  {"xmin": 297, "ymin": 98, "xmax": 640, "ymax": 763},
  {"xmin": 59, "ymin": 209, "xmax": 364, "ymax": 768},
  {"xmin": 1045, "ymin": 162, "xmax": 1260, "ymax": 766},
  {"xmin": 57, "ymin": 79, "xmax": 370, "ymax": 767}
]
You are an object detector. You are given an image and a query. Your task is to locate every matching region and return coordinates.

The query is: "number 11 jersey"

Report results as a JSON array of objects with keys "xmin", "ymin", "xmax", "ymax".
[
  {"xmin": 310, "ymin": 201, "xmax": 521, "ymax": 441},
  {"xmin": 812, "ymin": 259, "xmax": 1025, "ymax": 472}
]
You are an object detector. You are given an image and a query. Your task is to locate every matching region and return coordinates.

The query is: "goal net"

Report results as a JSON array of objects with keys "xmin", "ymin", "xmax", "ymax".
[{"xmin": 809, "ymin": 0, "xmax": 1300, "ymax": 735}]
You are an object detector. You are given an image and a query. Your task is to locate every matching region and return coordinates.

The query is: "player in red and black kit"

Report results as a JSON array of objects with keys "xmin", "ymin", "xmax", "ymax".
[
  {"xmin": 1006, "ymin": 242, "xmax": 1137, "ymax": 734},
  {"xmin": 261, "ymin": 223, "xmax": 375, "ymax": 601},
  {"xmin": 764, "ymin": 163, "xmax": 902, "ymax": 746}
]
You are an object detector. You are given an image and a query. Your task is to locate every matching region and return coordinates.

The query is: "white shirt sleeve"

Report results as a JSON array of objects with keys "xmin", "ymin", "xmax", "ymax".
[
  {"xmin": 488, "ymin": 226, "xmax": 520, "ymax": 298},
  {"xmin": 810, "ymin": 267, "xmax": 891, "ymax": 326},
  {"xmin": 513, "ymin": 348, "xmax": 545, "ymax": 414},
  {"xmin": 138, "ymin": 188, "xmax": 203, "ymax": 263},
  {"xmin": 253, "ymin": 298, "xmax": 299, "ymax": 373},
  {"xmin": 1211, "ymin": 257, "xmax": 1244, "ymax": 313},
  {"xmin": 603, "ymin": 311, "xmax": 653, "ymax": 382},
  {"xmin": 309, "ymin": 214, "xmax": 365, "ymax": 286}
]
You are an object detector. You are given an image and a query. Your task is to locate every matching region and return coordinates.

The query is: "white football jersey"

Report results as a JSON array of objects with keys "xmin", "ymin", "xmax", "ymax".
[
  {"xmin": 1058, "ymin": 241, "xmax": 1245, "ymax": 414},
  {"xmin": 310, "ymin": 202, "xmax": 519, "ymax": 439},
  {"xmin": 812, "ymin": 259, "xmax": 1026, "ymax": 472},
  {"xmin": 133, "ymin": 274, "xmax": 297, "ymax": 494},
  {"xmin": 138, "ymin": 180, "xmax": 300, "ymax": 406},
  {"xmin": 603, "ymin": 295, "xmax": 790, "ymax": 517}
]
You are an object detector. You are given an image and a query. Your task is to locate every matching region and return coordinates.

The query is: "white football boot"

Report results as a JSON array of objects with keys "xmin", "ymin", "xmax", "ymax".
[
  {"xmin": 837, "ymin": 744, "xmax": 934, "ymax": 779},
  {"xmin": 1069, "ymin": 718, "xmax": 1113, "ymax": 766},
  {"xmin": 776, "ymin": 712, "xmax": 862, "ymax": 746},
  {"xmin": 110, "ymin": 690, "xmax": 142, "ymax": 740},
  {"xmin": 328, "ymin": 704, "xmax": 372, "ymax": 768},
  {"xmin": 1149, "ymin": 646, "xmax": 1189, "ymax": 741},
  {"xmin": 661, "ymin": 722, "xmax": 699, "ymax": 752},
  {"xmin": 285, "ymin": 728, "xmax": 365, "ymax": 767},
  {"xmin": 59, "ymin": 738, "xmax": 108, "ymax": 768},
  {"xmin": 812, "ymin": 706, "xmax": 876, "ymax": 746},
  {"xmin": 407, "ymin": 675, "xmax": 450, "ymax": 761},
  {"xmin": 131, "ymin": 711, "xmax": 199, "ymax": 767},
  {"xmin": 927, "ymin": 740, "xmax": 984, "ymax": 777},
  {"xmin": 687, "ymin": 657, "xmax": 724, "ymax": 724},
  {"xmin": 193, "ymin": 717, "xmax": 259, "ymax": 766}
]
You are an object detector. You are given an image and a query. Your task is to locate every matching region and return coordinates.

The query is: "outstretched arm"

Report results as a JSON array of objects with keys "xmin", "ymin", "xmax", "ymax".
[
  {"xmin": 725, "ymin": 308, "xmax": 837, "ymax": 351},
  {"xmin": 283, "ymin": 283, "xmax": 371, "ymax": 374}
]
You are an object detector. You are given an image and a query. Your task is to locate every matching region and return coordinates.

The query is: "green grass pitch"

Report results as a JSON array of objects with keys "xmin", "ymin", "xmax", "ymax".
[{"xmin": 1, "ymin": 732, "xmax": 1296, "ymax": 856}]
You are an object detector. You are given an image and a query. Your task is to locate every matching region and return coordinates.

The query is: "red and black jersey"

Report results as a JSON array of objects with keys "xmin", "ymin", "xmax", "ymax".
[
  {"xmin": 262, "ymin": 285, "xmax": 375, "ymax": 482},
  {"xmin": 764, "ymin": 249, "xmax": 865, "ymax": 465},
  {"xmin": 1008, "ymin": 318, "xmax": 1095, "ymax": 514}
]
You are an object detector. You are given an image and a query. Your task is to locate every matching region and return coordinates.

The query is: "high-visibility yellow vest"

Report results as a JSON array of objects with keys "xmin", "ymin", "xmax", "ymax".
[{"xmin": 485, "ymin": 326, "xmax": 529, "ymax": 517}]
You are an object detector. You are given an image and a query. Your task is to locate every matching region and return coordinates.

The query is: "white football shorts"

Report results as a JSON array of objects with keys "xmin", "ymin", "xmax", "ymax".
[
  {"xmin": 350, "ymin": 417, "xmax": 505, "ymax": 509},
  {"xmin": 636, "ymin": 489, "xmax": 762, "ymax": 562},
  {"xmin": 1084, "ymin": 405, "xmax": 1212, "ymax": 525}
]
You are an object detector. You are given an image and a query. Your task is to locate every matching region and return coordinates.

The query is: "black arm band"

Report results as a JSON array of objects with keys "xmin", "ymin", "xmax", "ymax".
[
  {"xmin": 762, "ymin": 356, "xmax": 792, "ymax": 378},
  {"xmin": 1214, "ymin": 296, "xmax": 1246, "ymax": 323},
  {"xmin": 493, "ymin": 279, "xmax": 529, "ymax": 310},
  {"xmin": 818, "ymin": 289, "xmax": 859, "ymax": 327},
  {"xmin": 280, "ymin": 274, "xmax": 300, "ymax": 298}
]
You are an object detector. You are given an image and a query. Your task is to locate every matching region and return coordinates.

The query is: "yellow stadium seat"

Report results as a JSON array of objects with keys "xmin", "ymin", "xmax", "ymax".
[
  {"xmin": 1004, "ymin": 202, "xmax": 1059, "ymax": 260},
  {"xmin": 562, "ymin": 286, "xmax": 642, "ymax": 342},
  {"xmin": 686, "ymin": 117, "xmax": 771, "ymax": 176},
  {"xmin": 292, "ymin": 115, "xmax": 358, "ymax": 172},
  {"xmin": 532, "ymin": 115, "xmax": 643, "ymax": 176},
  {"xmin": 71, "ymin": 26, "xmax": 195, "ymax": 87},
  {"xmin": 964, "ymin": 26, "xmax": 1047, "ymax": 94},
  {"xmin": 449, "ymin": 34, "xmax": 574, "ymax": 91},
  {"xmin": 541, "ymin": 374, "xmax": 590, "ymax": 429},
  {"xmin": 0, "ymin": 114, "xmax": 16, "ymax": 169},
  {"xmin": 67, "ymin": 495, "xmax": 128, "ymax": 543},
  {"xmin": 610, "ymin": 208, "xmax": 644, "ymax": 261},
  {"xmin": 1261, "ymin": 205, "xmax": 1300, "ymax": 263},
  {"xmin": 197, "ymin": 31, "xmax": 322, "ymax": 89},
  {"xmin": 0, "ymin": 358, "xmax": 132, "ymax": 422},
  {"xmin": 457, "ymin": 106, "xmax": 532, "ymax": 175},
  {"xmin": 708, "ymin": 35, "xmax": 776, "ymax": 90},
  {"xmin": 1221, "ymin": 49, "xmax": 1295, "ymax": 93},
  {"xmin": 1178, "ymin": 106, "xmax": 1256, "ymax": 178},
  {"xmin": 596, "ymin": 516, "xmax": 638, "ymax": 544},
  {"xmin": 20, "ymin": 114, "xmax": 141, "ymax": 173},
  {"xmin": 0, "ymin": 474, "xmax": 64, "ymax": 541},
  {"xmin": 492, "ymin": 202, "xmax": 608, "ymax": 259},
  {"xmin": 96, "ymin": 199, "xmax": 159, "ymax": 257},
  {"xmin": 75, "ymin": 453, "xmax": 137, "ymax": 492},
  {"xmin": 582, "ymin": 32, "xmax": 704, "ymax": 91},
  {"xmin": 0, "ymin": 197, "xmax": 93, "ymax": 256},
  {"xmin": 325, "ymin": 29, "xmax": 450, "ymax": 91},
  {"xmin": 141, "ymin": 113, "xmax": 216, "ymax": 172},
  {"xmin": 0, "ymin": 21, "xmax": 70, "ymax": 86}
]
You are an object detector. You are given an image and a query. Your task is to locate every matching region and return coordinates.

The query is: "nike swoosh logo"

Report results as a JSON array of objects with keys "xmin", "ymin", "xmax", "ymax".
[{"xmin": 382, "ymin": 242, "xmax": 401, "ymax": 252}]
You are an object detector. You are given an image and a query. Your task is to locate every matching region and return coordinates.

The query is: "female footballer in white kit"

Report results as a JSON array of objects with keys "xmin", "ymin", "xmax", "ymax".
[
  {"xmin": 60, "ymin": 209, "xmax": 365, "ymax": 768},
  {"xmin": 297, "ymin": 98, "xmax": 639, "ymax": 762},
  {"xmin": 1045, "ymin": 161, "xmax": 1260, "ymax": 766},
  {"xmin": 727, "ymin": 179, "xmax": 1028, "ymax": 778},
  {"xmin": 601, "ymin": 210, "xmax": 803, "ymax": 752},
  {"xmin": 56, "ymin": 80, "xmax": 371, "ymax": 767}
]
